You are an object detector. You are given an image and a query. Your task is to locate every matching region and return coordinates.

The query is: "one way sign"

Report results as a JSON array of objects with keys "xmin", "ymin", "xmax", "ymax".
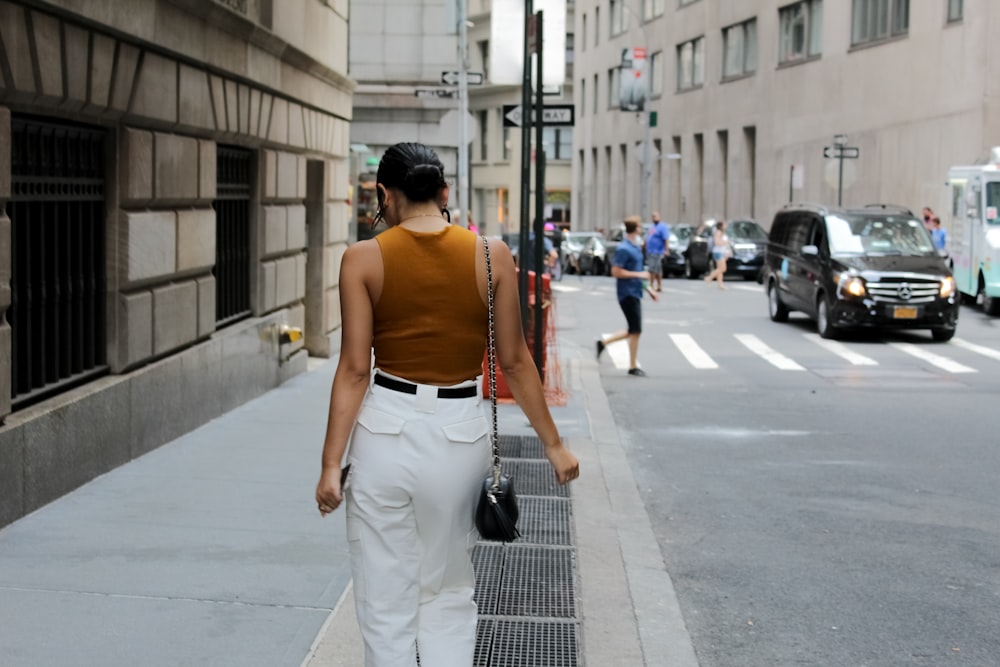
[{"xmin": 502, "ymin": 104, "xmax": 575, "ymax": 128}]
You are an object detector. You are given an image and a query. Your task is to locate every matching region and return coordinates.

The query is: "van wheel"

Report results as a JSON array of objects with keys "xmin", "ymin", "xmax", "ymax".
[
  {"xmin": 592, "ymin": 258, "xmax": 603, "ymax": 276},
  {"xmin": 816, "ymin": 295, "xmax": 838, "ymax": 339},
  {"xmin": 768, "ymin": 281, "xmax": 790, "ymax": 322},
  {"xmin": 932, "ymin": 327, "xmax": 956, "ymax": 342}
]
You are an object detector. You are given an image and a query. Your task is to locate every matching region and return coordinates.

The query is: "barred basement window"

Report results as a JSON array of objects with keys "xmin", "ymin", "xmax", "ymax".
[
  {"xmin": 213, "ymin": 146, "xmax": 253, "ymax": 326},
  {"xmin": 7, "ymin": 116, "xmax": 107, "ymax": 409}
]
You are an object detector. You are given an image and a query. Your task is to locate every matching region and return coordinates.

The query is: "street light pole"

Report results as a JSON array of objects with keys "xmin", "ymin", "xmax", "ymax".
[{"xmin": 457, "ymin": 0, "xmax": 470, "ymax": 224}]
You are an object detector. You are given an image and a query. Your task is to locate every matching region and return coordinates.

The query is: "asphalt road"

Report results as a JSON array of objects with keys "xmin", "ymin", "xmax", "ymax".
[{"xmin": 554, "ymin": 273, "xmax": 1000, "ymax": 666}]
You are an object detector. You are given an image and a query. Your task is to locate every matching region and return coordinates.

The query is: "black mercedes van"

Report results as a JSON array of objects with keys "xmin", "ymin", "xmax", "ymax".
[{"xmin": 763, "ymin": 204, "xmax": 959, "ymax": 341}]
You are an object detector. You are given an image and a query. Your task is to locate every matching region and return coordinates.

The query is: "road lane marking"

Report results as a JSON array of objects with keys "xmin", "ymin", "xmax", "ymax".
[
  {"xmin": 888, "ymin": 342, "xmax": 977, "ymax": 373},
  {"xmin": 803, "ymin": 334, "xmax": 879, "ymax": 365},
  {"xmin": 951, "ymin": 337, "xmax": 1000, "ymax": 362},
  {"xmin": 669, "ymin": 333, "xmax": 718, "ymax": 369},
  {"xmin": 551, "ymin": 284, "xmax": 582, "ymax": 293},
  {"xmin": 734, "ymin": 333, "xmax": 806, "ymax": 370},
  {"xmin": 600, "ymin": 335, "xmax": 631, "ymax": 370},
  {"xmin": 729, "ymin": 284, "xmax": 762, "ymax": 293}
]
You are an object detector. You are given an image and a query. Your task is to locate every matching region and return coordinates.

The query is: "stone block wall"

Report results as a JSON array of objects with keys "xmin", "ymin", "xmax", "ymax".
[{"xmin": 0, "ymin": 0, "xmax": 352, "ymax": 527}]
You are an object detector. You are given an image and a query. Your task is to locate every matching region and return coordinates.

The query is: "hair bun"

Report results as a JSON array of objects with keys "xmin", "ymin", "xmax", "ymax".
[{"xmin": 402, "ymin": 164, "xmax": 445, "ymax": 201}]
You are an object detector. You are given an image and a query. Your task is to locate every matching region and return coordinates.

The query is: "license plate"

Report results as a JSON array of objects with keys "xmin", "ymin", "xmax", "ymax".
[{"xmin": 893, "ymin": 306, "xmax": 918, "ymax": 319}]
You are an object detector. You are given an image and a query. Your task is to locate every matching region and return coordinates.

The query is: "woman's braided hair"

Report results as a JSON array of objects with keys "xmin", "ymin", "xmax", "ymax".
[{"xmin": 373, "ymin": 142, "xmax": 448, "ymax": 225}]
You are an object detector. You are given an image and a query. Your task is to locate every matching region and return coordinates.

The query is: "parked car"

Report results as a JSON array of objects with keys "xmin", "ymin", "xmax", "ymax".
[
  {"xmin": 763, "ymin": 204, "xmax": 960, "ymax": 341},
  {"xmin": 561, "ymin": 231, "xmax": 603, "ymax": 275},
  {"xmin": 684, "ymin": 219, "xmax": 767, "ymax": 280},
  {"xmin": 663, "ymin": 223, "xmax": 695, "ymax": 277},
  {"xmin": 577, "ymin": 235, "xmax": 610, "ymax": 275}
]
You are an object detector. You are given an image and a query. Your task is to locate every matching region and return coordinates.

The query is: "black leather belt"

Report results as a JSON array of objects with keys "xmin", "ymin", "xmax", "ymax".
[{"xmin": 374, "ymin": 373, "xmax": 477, "ymax": 399}]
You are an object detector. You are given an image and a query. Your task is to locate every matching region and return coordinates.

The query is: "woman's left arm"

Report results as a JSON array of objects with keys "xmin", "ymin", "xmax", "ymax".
[{"xmin": 315, "ymin": 242, "xmax": 379, "ymax": 515}]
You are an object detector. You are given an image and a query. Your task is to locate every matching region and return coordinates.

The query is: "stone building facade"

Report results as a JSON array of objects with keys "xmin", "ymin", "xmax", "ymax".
[
  {"xmin": 0, "ymin": 0, "xmax": 352, "ymax": 527},
  {"xmin": 572, "ymin": 0, "xmax": 993, "ymax": 229}
]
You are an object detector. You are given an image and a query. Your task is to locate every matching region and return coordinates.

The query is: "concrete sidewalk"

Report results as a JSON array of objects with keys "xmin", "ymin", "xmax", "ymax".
[{"xmin": 0, "ymin": 344, "xmax": 697, "ymax": 666}]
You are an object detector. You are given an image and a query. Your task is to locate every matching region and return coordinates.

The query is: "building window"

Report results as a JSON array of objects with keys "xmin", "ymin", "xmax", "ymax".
[
  {"xmin": 779, "ymin": 0, "xmax": 823, "ymax": 64},
  {"xmin": 852, "ymin": 0, "xmax": 909, "ymax": 46},
  {"xmin": 542, "ymin": 127, "xmax": 573, "ymax": 161},
  {"xmin": 595, "ymin": 7, "xmax": 600, "ymax": 47},
  {"xmin": 581, "ymin": 13, "xmax": 587, "ymax": 51},
  {"xmin": 593, "ymin": 73, "xmax": 599, "ymax": 113},
  {"xmin": 8, "ymin": 117, "xmax": 108, "ymax": 409},
  {"xmin": 566, "ymin": 32, "xmax": 575, "ymax": 76},
  {"xmin": 723, "ymin": 18, "xmax": 757, "ymax": 79},
  {"xmin": 650, "ymin": 51, "xmax": 663, "ymax": 96},
  {"xmin": 478, "ymin": 110, "xmax": 489, "ymax": 161},
  {"xmin": 676, "ymin": 36, "xmax": 705, "ymax": 91},
  {"xmin": 947, "ymin": 0, "xmax": 963, "ymax": 22},
  {"xmin": 478, "ymin": 40, "xmax": 490, "ymax": 80},
  {"xmin": 503, "ymin": 127, "xmax": 511, "ymax": 161},
  {"xmin": 214, "ymin": 146, "xmax": 253, "ymax": 326},
  {"xmin": 607, "ymin": 67, "xmax": 620, "ymax": 108},
  {"xmin": 610, "ymin": 0, "xmax": 627, "ymax": 37},
  {"xmin": 643, "ymin": 0, "xmax": 665, "ymax": 19}
]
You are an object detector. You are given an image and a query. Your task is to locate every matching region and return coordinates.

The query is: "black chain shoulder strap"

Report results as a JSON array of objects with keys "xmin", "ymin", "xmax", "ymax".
[{"xmin": 482, "ymin": 236, "xmax": 502, "ymax": 490}]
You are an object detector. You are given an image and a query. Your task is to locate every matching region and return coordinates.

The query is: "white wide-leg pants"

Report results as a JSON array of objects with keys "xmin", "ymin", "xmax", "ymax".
[{"xmin": 345, "ymin": 371, "xmax": 491, "ymax": 667}]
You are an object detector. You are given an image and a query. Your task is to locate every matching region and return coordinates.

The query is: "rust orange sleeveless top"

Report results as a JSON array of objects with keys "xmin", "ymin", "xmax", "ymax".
[{"xmin": 373, "ymin": 224, "xmax": 488, "ymax": 384}]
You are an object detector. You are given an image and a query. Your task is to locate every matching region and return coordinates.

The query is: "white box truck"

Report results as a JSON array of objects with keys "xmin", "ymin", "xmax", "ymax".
[{"xmin": 946, "ymin": 149, "xmax": 1000, "ymax": 315}]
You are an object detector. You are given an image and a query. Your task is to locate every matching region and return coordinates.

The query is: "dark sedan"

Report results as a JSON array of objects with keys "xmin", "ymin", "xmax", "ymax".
[{"xmin": 684, "ymin": 219, "xmax": 767, "ymax": 281}]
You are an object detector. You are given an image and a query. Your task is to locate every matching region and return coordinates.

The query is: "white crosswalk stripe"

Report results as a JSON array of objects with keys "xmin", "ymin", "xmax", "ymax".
[
  {"xmin": 595, "ymin": 330, "xmax": 993, "ymax": 374},
  {"xmin": 950, "ymin": 337, "xmax": 1000, "ymax": 362},
  {"xmin": 734, "ymin": 333, "xmax": 806, "ymax": 370},
  {"xmin": 803, "ymin": 334, "xmax": 879, "ymax": 365},
  {"xmin": 888, "ymin": 342, "xmax": 977, "ymax": 373},
  {"xmin": 669, "ymin": 334, "xmax": 718, "ymax": 369}
]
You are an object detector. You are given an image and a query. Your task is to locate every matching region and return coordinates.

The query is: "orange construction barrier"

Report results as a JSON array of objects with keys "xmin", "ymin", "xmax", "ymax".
[{"xmin": 483, "ymin": 271, "xmax": 565, "ymax": 406}]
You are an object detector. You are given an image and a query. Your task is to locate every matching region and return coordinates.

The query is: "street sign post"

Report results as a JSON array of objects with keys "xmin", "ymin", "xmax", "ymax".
[
  {"xmin": 502, "ymin": 104, "xmax": 575, "ymax": 127},
  {"xmin": 823, "ymin": 137, "xmax": 860, "ymax": 206},
  {"xmin": 441, "ymin": 71, "xmax": 484, "ymax": 86}
]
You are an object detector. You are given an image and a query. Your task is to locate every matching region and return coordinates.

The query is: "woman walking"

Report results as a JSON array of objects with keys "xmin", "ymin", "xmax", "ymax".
[
  {"xmin": 704, "ymin": 219, "xmax": 731, "ymax": 289},
  {"xmin": 314, "ymin": 142, "xmax": 579, "ymax": 667}
]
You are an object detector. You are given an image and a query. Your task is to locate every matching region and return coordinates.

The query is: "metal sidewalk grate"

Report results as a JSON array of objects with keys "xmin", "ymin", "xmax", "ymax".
[
  {"xmin": 474, "ymin": 619, "xmax": 494, "ymax": 667},
  {"xmin": 505, "ymin": 460, "xmax": 570, "ymax": 498},
  {"xmin": 490, "ymin": 619, "xmax": 580, "ymax": 667},
  {"xmin": 473, "ymin": 544, "xmax": 504, "ymax": 615},
  {"xmin": 516, "ymin": 497, "xmax": 573, "ymax": 546},
  {"xmin": 498, "ymin": 546, "xmax": 576, "ymax": 618},
  {"xmin": 498, "ymin": 434, "xmax": 546, "ymax": 460}
]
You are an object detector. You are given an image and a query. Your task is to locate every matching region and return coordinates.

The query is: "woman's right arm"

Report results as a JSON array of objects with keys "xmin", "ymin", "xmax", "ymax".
[
  {"xmin": 315, "ymin": 242, "xmax": 380, "ymax": 515},
  {"xmin": 488, "ymin": 240, "xmax": 579, "ymax": 484}
]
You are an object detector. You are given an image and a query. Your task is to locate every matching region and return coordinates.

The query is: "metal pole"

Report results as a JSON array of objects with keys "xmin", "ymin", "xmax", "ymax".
[
  {"xmin": 533, "ymin": 10, "xmax": 545, "ymax": 377},
  {"xmin": 838, "ymin": 153, "xmax": 844, "ymax": 207},
  {"xmin": 639, "ymin": 70, "xmax": 652, "ymax": 224},
  {"xmin": 517, "ymin": 0, "xmax": 533, "ymax": 333},
  {"xmin": 789, "ymin": 164, "xmax": 793, "ymax": 203},
  {"xmin": 457, "ymin": 0, "xmax": 470, "ymax": 224}
]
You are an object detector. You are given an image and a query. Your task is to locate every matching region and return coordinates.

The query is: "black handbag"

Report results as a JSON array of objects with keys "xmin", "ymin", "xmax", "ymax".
[{"xmin": 474, "ymin": 236, "xmax": 521, "ymax": 542}]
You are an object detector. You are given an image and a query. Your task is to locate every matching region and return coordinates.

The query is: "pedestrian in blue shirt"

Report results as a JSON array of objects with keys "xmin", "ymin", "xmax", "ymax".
[
  {"xmin": 931, "ymin": 216, "xmax": 947, "ymax": 251},
  {"xmin": 644, "ymin": 211, "xmax": 671, "ymax": 292},
  {"xmin": 596, "ymin": 216, "xmax": 658, "ymax": 376}
]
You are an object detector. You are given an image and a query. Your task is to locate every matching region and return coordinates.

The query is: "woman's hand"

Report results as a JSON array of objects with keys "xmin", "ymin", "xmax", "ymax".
[
  {"xmin": 315, "ymin": 466, "xmax": 345, "ymax": 516},
  {"xmin": 545, "ymin": 439, "xmax": 580, "ymax": 485}
]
